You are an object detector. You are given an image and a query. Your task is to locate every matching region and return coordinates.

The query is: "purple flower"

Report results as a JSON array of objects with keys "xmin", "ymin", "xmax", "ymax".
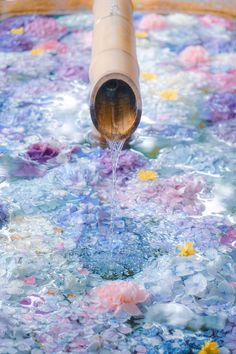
[
  {"xmin": 220, "ymin": 228, "xmax": 236, "ymax": 248},
  {"xmin": 26, "ymin": 143, "xmax": 60, "ymax": 163},
  {"xmin": 0, "ymin": 15, "xmax": 36, "ymax": 32},
  {"xmin": 0, "ymin": 33, "xmax": 34, "ymax": 52},
  {"xmin": 57, "ymin": 64, "xmax": 89, "ymax": 82},
  {"xmin": 99, "ymin": 149, "xmax": 145, "ymax": 177},
  {"xmin": 208, "ymin": 93, "xmax": 236, "ymax": 122},
  {"xmin": 25, "ymin": 17, "xmax": 67, "ymax": 40},
  {"xmin": 10, "ymin": 159, "xmax": 46, "ymax": 178},
  {"xmin": 0, "ymin": 202, "xmax": 9, "ymax": 228}
]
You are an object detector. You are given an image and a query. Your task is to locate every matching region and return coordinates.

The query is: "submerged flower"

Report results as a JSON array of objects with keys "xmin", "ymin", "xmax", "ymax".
[
  {"xmin": 160, "ymin": 89, "xmax": 178, "ymax": 100},
  {"xmin": 25, "ymin": 17, "xmax": 67, "ymax": 40},
  {"xmin": 141, "ymin": 72, "xmax": 157, "ymax": 81},
  {"xmin": 31, "ymin": 48, "xmax": 45, "ymax": 56},
  {"xmin": 139, "ymin": 14, "xmax": 167, "ymax": 31},
  {"xmin": 138, "ymin": 169, "xmax": 157, "ymax": 181},
  {"xmin": 93, "ymin": 281, "xmax": 148, "ymax": 315},
  {"xmin": 136, "ymin": 31, "xmax": 148, "ymax": 39},
  {"xmin": 208, "ymin": 93, "xmax": 236, "ymax": 122},
  {"xmin": 200, "ymin": 14, "xmax": 233, "ymax": 29},
  {"xmin": 179, "ymin": 46, "xmax": 209, "ymax": 68},
  {"xmin": 35, "ymin": 40, "xmax": 68, "ymax": 54},
  {"xmin": 178, "ymin": 241, "xmax": 196, "ymax": 256},
  {"xmin": 10, "ymin": 27, "xmax": 24, "ymax": 35},
  {"xmin": 99, "ymin": 149, "xmax": 145, "ymax": 177},
  {"xmin": 0, "ymin": 202, "xmax": 9, "ymax": 229},
  {"xmin": 26, "ymin": 143, "xmax": 60, "ymax": 163},
  {"xmin": 198, "ymin": 340, "xmax": 220, "ymax": 354},
  {"xmin": 220, "ymin": 228, "xmax": 236, "ymax": 248}
]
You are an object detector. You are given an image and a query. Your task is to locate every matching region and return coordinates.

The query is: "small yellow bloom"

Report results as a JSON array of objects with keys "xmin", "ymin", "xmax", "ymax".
[
  {"xmin": 178, "ymin": 241, "xmax": 196, "ymax": 257},
  {"xmin": 141, "ymin": 72, "xmax": 157, "ymax": 81},
  {"xmin": 67, "ymin": 293, "xmax": 75, "ymax": 300},
  {"xmin": 31, "ymin": 48, "xmax": 45, "ymax": 56},
  {"xmin": 198, "ymin": 340, "xmax": 220, "ymax": 354},
  {"xmin": 136, "ymin": 31, "xmax": 148, "ymax": 39},
  {"xmin": 160, "ymin": 89, "xmax": 178, "ymax": 100},
  {"xmin": 138, "ymin": 169, "xmax": 158, "ymax": 181},
  {"xmin": 10, "ymin": 27, "xmax": 24, "ymax": 35}
]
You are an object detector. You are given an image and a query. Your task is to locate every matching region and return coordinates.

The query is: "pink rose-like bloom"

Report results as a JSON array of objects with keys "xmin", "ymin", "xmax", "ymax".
[
  {"xmin": 26, "ymin": 143, "xmax": 60, "ymax": 163},
  {"xmin": 143, "ymin": 175, "xmax": 204, "ymax": 215},
  {"xmin": 139, "ymin": 14, "xmax": 167, "ymax": 31},
  {"xmin": 25, "ymin": 17, "xmax": 67, "ymax": 40},
  {"xmin": 93, "ymin": 281, "xmax": 149, "ymax": 316},
  {"xmin": 179, "ymin": 46, "xmax": 210, "ymax": 68},
  {"xmin": 200, "ymin": 14, "xmax": 233, "ymax": 29},
  {"xmin": 220, "ymin": 228, "xmax": 236, "ymax": 248}
]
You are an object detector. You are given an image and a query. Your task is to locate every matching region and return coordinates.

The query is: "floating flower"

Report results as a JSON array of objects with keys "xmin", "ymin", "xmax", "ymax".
[
  {"xmin": 144, "ymin": 175, "xmax": 204, "ymax": 215},
  {"xmin": 30, "ymin": 47, "xmax": 45, "ymax": 56},
  {"xmin": 99, "ymin": 149, "xmax": 145, "ymax": 177},
  {"xmin": 26, "ymin": 143, "xmax": 60, "ymax": 163},
  {"xmin": 208, "ymin": 92, "xmax": 236, "ymax": 122},
  {"xmin": 0, "ymin": 202, "xmax": 9, "ymax": 229},
  {"xmin": 57, "ymin": 64, "xmax": 89, "ymax": 82},
  {"xmin": 139, "ymin": 14, "xmax": 167, "ymax": 31},
  {"xmin": 178, "ymin": 241, "xmax": 196, "ymax": 256},
  {"xmin": 93, "ymin": 281, "xmax": 149, "ymax": 315},
  {"xmin": 24, "ymin": 276, "xmax": 36, "ymax": 285},
  {"xmin": 136, "ymin": 31, "xmax": 148, "ymax": 39},
  {"xmin": 220, "ymin": 228, "xmax": 236, "ymax": 248},
  {"xmin": 160, "ymin": 89, "xmax": 178, "ymax": 100},
  {"xmin": 141, "ymin": 72, "xmax": 157, "ymax": 81},
  {"xmin": 10, "ymin": 27, "xmax": 24, "ymax": 35},
  {"xmin": 137, "ymin": 169, "xmax": 157, "ymax": 181},
  {"xmin": 0, "ymin": 33, "xmax": 34, "ymax": 52},
  {"xmin": 179, "ymin": 46, "xmax": 209, "ymax": 68},
  {"xmin": 25, "ymin": 17, "xmax": 67, "ymax": 40},
  {"xmin": 198, "ymin": 340, "xmax": 220, "ymax": 354},
  {"xmin": 200, "ymin": 14, "xmax": 233, "ymax": 29},
  {"xmin": 35, "ymin": 40, "xmax": 68, "ymax": 54}
]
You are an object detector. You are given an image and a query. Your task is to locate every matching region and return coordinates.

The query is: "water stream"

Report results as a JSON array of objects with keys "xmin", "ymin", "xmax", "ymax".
[{"xmin": 107, "ymin": 139, "xmax": 125, "ymax": 236}]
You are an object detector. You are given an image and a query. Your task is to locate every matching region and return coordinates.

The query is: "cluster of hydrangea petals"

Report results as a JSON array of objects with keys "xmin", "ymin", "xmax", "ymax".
[
  {"xmin": 25, "ymin": 17, "xmax": 67, "ymax": 40},
  {"xmin": 138, "ymin": 13, "xmax": 167, "ymax": 31},
  {"xmin": 179, "ymin": 45, "xmax": 210, "ymax": 68},
  {"xmin": 99, "ymin": 149, "xmax": 145, "ymax": 177},
  {"xmin": 26, "ymin": 143, "xmax": 61, "ymax": 163},
  {"xmin": 143, "ymin": 175, "xmax": 204, "ymax": 215}
]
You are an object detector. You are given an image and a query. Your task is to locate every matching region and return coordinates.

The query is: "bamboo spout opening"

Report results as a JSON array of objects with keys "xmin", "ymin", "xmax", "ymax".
[{"xmin": 91, "ymin": 78, "xmax": 141, "ymax": 141}]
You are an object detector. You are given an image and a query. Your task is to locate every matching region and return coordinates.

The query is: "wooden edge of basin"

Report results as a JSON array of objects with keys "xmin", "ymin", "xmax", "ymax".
[{"xmin": 0, "ymin": 0, "xmax": 236, "ymax": 18}]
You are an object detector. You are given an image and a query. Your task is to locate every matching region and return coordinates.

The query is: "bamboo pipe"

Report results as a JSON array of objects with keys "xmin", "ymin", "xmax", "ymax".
[{"xmin": 89, "ymin": 0, "xmax": 142, "ymax": 141}]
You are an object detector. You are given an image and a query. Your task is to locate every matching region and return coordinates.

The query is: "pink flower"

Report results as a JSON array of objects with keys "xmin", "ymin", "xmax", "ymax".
[
  {"xmin": 220, "ymin": 228, "xmax": 236, "ymax": 248},
  {"xmin": 209, "ymin": 71, "xmax": 236, "ymax": 93},
  {"xmin": 55, "ymin": 242, "xmax": 65, "ymax": 250},
  {"xmin": 139, "ymin": 14, "xmax": 167, "ymax": 31},
  {"xmin": 93, "ymin": 281, "xmax": 149, "ymax": 315},
  {"xmin": 36, "ymin": 40, "xmax": 68, "ymax": 54},
  {"xmin": 25, "ymin": 17, "xmax": 67, "ymax": 40},
  {"xmin": 200, "ymin": 14, "xmax": 233, "ymax": 29},
  {"xmin": 24, "ymin": 276, "xmax": 36, "ymax": 285},
  {"xmin": 179, "ymin": 46, "xmax": 210, "ymax": 68},
  {"xmin": 143, "ymin": 175, "xmax": 204, "ymax": 215}
]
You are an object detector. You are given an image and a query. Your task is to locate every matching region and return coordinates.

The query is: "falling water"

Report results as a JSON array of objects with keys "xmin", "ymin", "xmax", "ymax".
[{"xmin": 107, "ymin": 139, "xmax": 125, "ymax": 236}]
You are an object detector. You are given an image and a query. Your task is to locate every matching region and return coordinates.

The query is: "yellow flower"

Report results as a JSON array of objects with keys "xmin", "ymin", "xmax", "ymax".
[
  {"xmin": 31, "ymin": 48, "xmax": 45, "ymax": 56},
  {"xmin": 138, "ymin": 169, "xmax": 158, "ymax": 181},
  {"xmin": 178, "ymin": 241, "xmax": 196, "ymax": 256},
  {"xmin": 141, "ymin": 72, "xmax": 157, "ymax": 81},
  {"xmin": 198, "ymin": 340, "xmax": 220, "ymax": 354},
  {"xmin": 136, "ymin": 31, "xmax": 148, "ymax": 39},
  {"xmin": 160, "ymin": 89, "xmax": 178, "ymax": 100},
  {"xmin": 10, "ymin": 27, "xmax": 24, "ymax": 35}
]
